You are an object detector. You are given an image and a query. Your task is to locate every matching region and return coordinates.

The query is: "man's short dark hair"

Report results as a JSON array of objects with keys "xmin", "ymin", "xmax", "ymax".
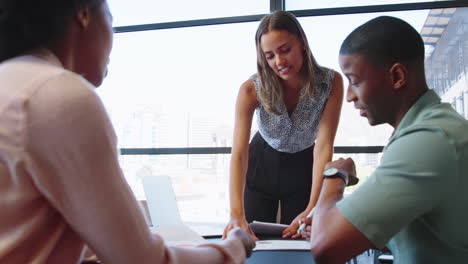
[{"xmin": 340, "ymin": 16, "xmax": 425, "ymax": 68}]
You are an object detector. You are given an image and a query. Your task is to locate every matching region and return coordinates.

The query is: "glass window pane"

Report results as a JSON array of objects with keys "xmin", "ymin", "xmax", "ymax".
[
  {"xmin": 108, "ymin": 0, "xmax": 269, "ymax": 27},
  {"xmin": 286, "ymin": 0, "xmax": 452, "ymax": 11},
  {"xmin": 119, "ymin": 152, "xmax": 381, "ymax": 224},
  {"xmin": 294, "ymin": 7, "xmax": 468, "ymax": 146},
  {"xmin": 99, "ymin": 10, "xmax": 429, "ymax": 151},
  {"xmin": 425, "ymin": 8, "xmax": 468, "ymax": 119},
  {"xmin": 119, "ymin": 154, "xmax": 231, "ymax": 223},
  {"xmin": 98, "ymin": 22, "xmax": 258, "ymax": 149},
  {"xmin": 332, "ymin": 153, "xmax": 382, "ymax": 195}
]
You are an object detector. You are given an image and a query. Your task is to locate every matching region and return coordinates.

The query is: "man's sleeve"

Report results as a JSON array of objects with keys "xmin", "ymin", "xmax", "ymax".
[{"xmin": 337, "ymin": 128, "xmax": 457, "ymax": 248}]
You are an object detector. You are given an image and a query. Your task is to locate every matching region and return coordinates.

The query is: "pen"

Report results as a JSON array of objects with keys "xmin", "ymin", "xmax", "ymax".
[{"xmin": 296, "ymin": 208, "xmax": 315, "ymax": 235}]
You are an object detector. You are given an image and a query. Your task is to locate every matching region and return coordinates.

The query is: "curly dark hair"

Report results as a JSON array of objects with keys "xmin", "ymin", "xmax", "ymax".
[{"xmin": 0, "ymin": 0, "xmax": 103, "ymax": 62}]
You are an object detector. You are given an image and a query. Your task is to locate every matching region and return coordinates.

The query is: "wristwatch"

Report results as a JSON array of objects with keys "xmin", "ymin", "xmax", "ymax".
[{"xmin": 323, "ymin": 168, "xmax": 349, "ymax": 186}]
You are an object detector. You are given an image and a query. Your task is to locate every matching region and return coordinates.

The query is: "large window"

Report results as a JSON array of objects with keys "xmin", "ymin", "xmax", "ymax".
[
  {"xmin": 118, "ymin": 153, "xmax": 381, "ymax": 223},
  {"xmin": 98, "ymin": 22, "xmax": 258, "ymax": 149},
  {"xmin": 286, "ymin": 0, "xmax": 453, "ymax": 11},
  {"xmin": 97, "ymin": 2, "xmax": 468, "ymax": 224},
  {"xmin": 108, "ymin": 0, "xmax": 269, "ymax": 26}
]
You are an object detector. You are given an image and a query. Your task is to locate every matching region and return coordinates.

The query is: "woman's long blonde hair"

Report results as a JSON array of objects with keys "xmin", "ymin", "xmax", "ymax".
[{"xmin": 255, "ymin": 11, "xmax": 320, "ymax": 114}]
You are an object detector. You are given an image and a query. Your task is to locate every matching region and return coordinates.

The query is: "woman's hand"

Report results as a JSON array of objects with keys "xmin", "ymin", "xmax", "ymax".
[
  {"xmin": 297, "ymin": 217, "xmax": 313, "ymax": 240},
  {"xmin": 282, "ymin": 211, "xmax": 308, "ymax": 238},
  {"xmin": 223, "ymin": 216, "xmax": 258, "ymax": 240}
]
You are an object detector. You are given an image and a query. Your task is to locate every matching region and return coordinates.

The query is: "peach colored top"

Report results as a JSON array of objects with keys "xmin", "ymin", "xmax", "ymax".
[{"xmin": 0, "ymin": 49, "xmax": 246, "ymax": 264}]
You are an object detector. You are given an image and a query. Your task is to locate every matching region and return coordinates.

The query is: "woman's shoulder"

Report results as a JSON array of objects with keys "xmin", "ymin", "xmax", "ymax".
[
  {"xmin": 5, "ymin": 55, "xmax": 97, "ymax": 110},
  {"xmin": 240, "ymin": 78, "xmax": 257, "ymax": 97},
  {"xmin": 248, "ymin": 73, "xmax": 259, "ymax": 88},
  {"xmin": 41, "ymin": 70, "xmax": 95, "ymax": 97},
  {"xmin": 241, "ymin": 72, "xmax": 259, "ymax": 93},
  {"xmin": 29, "ymin": 68, "xmax": 101, "ymax": 118},
  {"xmin": 315, "ymin": 65, "xmax": 335, "ymax": 80},
  {"xmin": 237, "ymin": 77, "xmax": 259, "ymax": 110},
  {"xmin": 313, "ymin": 66, "xmax": 337, "ymax": 91}
]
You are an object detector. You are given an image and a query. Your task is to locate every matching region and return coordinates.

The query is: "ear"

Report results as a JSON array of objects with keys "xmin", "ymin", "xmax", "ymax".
[
  {"xmin": 75, "ymin": 7, "xmax": 91, "ymax": 29},
  {"xmin": 389, "ymin": 63, "xmax": 408, "ymax": 90}
]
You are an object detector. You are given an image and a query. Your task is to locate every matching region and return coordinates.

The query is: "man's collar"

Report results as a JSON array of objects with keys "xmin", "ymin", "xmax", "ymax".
[{"xmin": 389, "ymin": 89, "xmax": 440, "ymax": 141}]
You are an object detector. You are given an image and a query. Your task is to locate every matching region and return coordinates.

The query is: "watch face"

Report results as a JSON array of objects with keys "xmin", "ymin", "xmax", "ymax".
[{"xmin": 323, "ymin": 168, "xmax": 339, "ymax": 176}]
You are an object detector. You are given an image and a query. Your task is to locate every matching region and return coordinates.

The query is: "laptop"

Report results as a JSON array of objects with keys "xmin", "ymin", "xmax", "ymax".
[
  {"xmin": 139, "ymin": 168, "xmax": 206, "ymax": 245},
  {"xmin": 141, "ymin": 172, "xmax": 183, "ymax": 227}
]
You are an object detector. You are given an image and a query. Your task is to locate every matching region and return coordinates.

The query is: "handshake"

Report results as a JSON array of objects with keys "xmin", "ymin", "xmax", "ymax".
[{"xmin": 226, "ymin": 227, "xmax": 256, "ymax": 257}]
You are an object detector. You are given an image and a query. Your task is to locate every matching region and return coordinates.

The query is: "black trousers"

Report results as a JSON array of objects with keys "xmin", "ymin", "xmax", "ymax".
[{"xmin": 244, "ymin": 132, "xmax": 313, "ymax": 225}]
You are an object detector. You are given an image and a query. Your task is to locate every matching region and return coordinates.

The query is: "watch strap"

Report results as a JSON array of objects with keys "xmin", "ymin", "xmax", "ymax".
[{"xmin": 323, "ymin": 168, "xmax": 349, "ymax": 186}]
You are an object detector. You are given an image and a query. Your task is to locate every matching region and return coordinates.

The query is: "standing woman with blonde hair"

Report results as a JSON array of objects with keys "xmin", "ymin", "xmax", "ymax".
[
  {"xmin": 223, "ymin": 11, "xmax": 343, "ymax": 239},
  {"xmin": 0, "ymin": 0, "xmax": 254, "ymax": 263}
]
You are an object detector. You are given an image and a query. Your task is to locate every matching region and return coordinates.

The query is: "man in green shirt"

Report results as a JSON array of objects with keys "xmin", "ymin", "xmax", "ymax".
[{"xmin": 305, "ymin": 16, "xmax": 468, "ymax": 264}]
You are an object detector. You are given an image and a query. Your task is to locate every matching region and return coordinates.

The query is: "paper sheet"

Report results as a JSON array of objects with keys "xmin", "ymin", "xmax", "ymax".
[
  {"xmin": 249, "ymin": 221, "xmax": 289, "ymax": 235},
  {"xmin": 186, "ymin": 221, "xmax": 224, "ymax": 237},
  {"xmin": 254, "ymin": 239, "xmax": 311, "ymax": 251},
  {"xmin": 151, "ymin": 225, "xmax": 206, "ymax": 246}
]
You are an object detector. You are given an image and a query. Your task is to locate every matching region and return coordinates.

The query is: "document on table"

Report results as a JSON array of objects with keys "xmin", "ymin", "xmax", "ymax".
[
  {"xmin": 186, "ymin": 221, "xmax": 224, "ymax": 237},
  {"xmin": 249, "ymin": 221, "xmax": 288, "ymax": 235},
  {"xmin": 254, "ymin": 239, "xmax": 311, "ymax": 251},
  {"xmin": 151, "ymin": 224, "xmax": 206, "ymax": 247}
]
